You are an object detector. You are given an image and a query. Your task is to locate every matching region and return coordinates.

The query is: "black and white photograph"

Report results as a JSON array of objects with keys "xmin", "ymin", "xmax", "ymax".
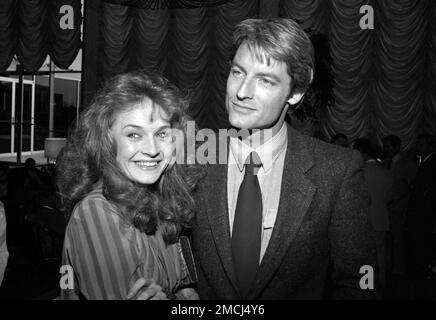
[{"xmin": 0, "ymin": 0, "xmax": 435, "ymax": 306}]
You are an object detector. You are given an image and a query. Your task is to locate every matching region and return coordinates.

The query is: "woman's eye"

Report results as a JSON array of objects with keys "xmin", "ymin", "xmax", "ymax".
[
  {"xmin": 157, "ymin": 130, "xmax": 169, "ymax": 139},
  {"xmin": 127, "ymin": 133, "xmax": 141, "ymax": 139}
]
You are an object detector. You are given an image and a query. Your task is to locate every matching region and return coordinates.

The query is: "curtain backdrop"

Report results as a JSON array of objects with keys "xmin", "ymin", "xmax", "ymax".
[
  {"xmin": 2, "ymin": 0, "xmax": 435, "ymax": 149},
  {"xmin": 0, "ymin": 0, "xmax": 82, "ymax": 71},
  {"xmin": 98, "ymin": 0, "xmax": 258, "ymax": 130},
  {"xmin": 280, "ymin": 0, "xmax": 436, "ymax": 149},
  {"xmin": 96, "ymin": 0, "xmax": 436, "ymax": 148}
]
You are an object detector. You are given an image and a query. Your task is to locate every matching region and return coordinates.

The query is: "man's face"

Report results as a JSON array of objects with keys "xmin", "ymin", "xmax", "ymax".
[
  {"xmin": 416, "ymin": 138, "xmax": 431, "ymax": 158},
  {"xmin": 382, "ymin": 141, "xmax": 399, "ymax": 159},
  {"xmin": 333, "ymin": 137, "xmax": 349, "ymax": 148},
  {"xmin": 225, "ymin": 42, "xmax": 304, "ymax": 132}
]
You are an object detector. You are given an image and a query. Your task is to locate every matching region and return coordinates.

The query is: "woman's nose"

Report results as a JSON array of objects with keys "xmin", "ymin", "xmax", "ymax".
[{"xmin": 140, "ymin": 136, "xmax": 159, "ymax": 157}]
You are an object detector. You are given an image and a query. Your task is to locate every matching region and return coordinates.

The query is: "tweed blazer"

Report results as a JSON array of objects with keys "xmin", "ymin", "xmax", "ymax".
[{"xmin": 192, "ymin": 125, "xmax": 377, "ymax": 300}]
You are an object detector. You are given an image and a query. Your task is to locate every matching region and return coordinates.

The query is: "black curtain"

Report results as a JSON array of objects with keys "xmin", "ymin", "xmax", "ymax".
[
  {"xmin": 95, "ymin": 0, "xmax": 436, "ymax": 145},
  {"xmin": 3, "ymin": 0, "xmax": 434, "ymax": 147},
  {"xmin": 280, "ymin": 0, "xmax": 436, "ymax": 148},
  {"xmin": 97, "ymin": 0, "xmax": 258, "ymax": 130},
  {"xmin": 0, "ymin": 0, "xmax": 82, "ymax": 71}
]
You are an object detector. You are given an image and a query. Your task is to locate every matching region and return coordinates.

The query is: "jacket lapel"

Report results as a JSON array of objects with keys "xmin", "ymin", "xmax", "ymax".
[
  {"xmin": 248, "ymin": 126, "xmax": 316, "ymax": 299},
  {"xmin": 204, "ymin": 162, "xmax": 240, "ymax": 295}
]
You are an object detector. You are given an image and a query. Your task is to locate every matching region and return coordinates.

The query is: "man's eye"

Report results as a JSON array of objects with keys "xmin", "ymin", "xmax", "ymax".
[
  {"xmin": 259, "ymin": 78, "xmax": 273, "ymax": 86},
  {"xmin": 127, "ymin": 133, "xmax": 141, "ymax": 139},
  {"xmin": 232, "ymin": 69, "xmax": 243, "ymax": 77}
]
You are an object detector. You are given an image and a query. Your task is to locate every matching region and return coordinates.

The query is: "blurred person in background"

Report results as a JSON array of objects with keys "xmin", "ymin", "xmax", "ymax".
[
  {"xmin": 406, "ymin": 134, "xmax": 436, "ymax": 298},
  {"xmin": 331, "ymin": 133, "xmax": 349, "ymax": 148},
  {"xmin": 353, "ymin": 138, "xmax": 393, "ymax": 297},
  {"xmin": 381, "ymin": 135, "xmax": 417, "ymax": 291}
]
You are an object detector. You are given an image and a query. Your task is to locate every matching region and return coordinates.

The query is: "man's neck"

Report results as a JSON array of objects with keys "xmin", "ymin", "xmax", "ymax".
[
  {"xmin": 240, "ymin": 107, "xmax": 288, "ymax": 148},
  {"xmin": 241, "ymin": 127, "xmax": 282, "ymax": 148}
]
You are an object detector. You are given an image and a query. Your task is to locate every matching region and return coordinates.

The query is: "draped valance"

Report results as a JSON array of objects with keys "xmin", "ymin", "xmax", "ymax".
[
  {"xmin": 104, "ymin": 0, "xmax": 233, "ymax": 9},
  {"xmin": 0, "ymin": 0, "xmax": 82, "ymax": 71},
  {"xmin": 280, "ymin": 0, "xmax": 436, "ymax": 148},
  {"xmin": 91, "ymin": 0, "xmax": 436, "ymax": 148},
  {"xmin": 90, "ymin": 0, "xmax": 257, "ymax": 130}
]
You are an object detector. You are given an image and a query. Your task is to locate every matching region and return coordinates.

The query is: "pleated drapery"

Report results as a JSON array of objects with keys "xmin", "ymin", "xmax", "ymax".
[
  {"xmin": 281, "ymin": 0, "xmax": 436, "ymax": 149},
  {"xmin": 2, "ymin": 0, "xmax": 434, "ymax": 148},
  {"xmin": 96, "ymin": 0, "xmax": 435, "ymax": 146},
  {"xmin": 99, "ymin": 0, "xmax": 257, "ymax": 130},
  {"xmin": 0, "ymin": 0, "xmax": 82, "ymax": 71}
]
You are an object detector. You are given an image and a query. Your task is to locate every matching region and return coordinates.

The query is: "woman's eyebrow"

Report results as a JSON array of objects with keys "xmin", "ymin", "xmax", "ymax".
[
  {"xmin": 155, "ymin": 124, "xmax": 171, "ymax": 132},
  {"xmin": 122, "ymin": 124, "xmax": 144, "ymax": 130},
  {"xmin": 123, "ymin": 123, "xmax": 171, "ymax": 131}
]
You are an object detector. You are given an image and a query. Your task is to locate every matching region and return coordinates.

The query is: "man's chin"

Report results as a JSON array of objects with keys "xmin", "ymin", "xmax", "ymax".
[
  {"xmin": 228, "ymin": 115, "xmax": 252, "ymax": 129},
  {"xmin": 229, "ymin": 122, "xmax": 253, "ymax": 132}
]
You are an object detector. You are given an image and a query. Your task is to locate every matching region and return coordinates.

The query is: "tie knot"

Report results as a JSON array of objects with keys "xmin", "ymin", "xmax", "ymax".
[{"xmin": 244, "ymin": 152, "xmax": 262, "ymax": 174}]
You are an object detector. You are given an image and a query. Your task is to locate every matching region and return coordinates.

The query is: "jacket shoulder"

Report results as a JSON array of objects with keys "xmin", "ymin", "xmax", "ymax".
[{"xmin": 289, "ymin": 128, "xmax": 363, "ymax": 173}]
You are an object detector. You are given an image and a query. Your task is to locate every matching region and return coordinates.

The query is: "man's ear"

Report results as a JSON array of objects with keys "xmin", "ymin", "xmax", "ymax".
[
  {"xmin": 287, "ymin": 91, "xmax": 304, "ymax": 105},
  {"xmin": 287, "ymin": 68, "xmax": 313, "ymax": 105},
  {"xmin": 288, "ymin": 68, "xmax": 313, "ymax": 105}
]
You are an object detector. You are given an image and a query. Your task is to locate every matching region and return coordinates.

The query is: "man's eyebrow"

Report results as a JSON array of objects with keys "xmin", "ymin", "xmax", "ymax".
[
  {"xmin": 257, "ymin": 72, "xmax": 281, "ymax": 83},
  {"xmin": 231, "ymin": 61, "xmax": 246, "ymax": 72},
  {"xmin": 231, "ymin": 62, "xmax": 282, "ymax": 83}
]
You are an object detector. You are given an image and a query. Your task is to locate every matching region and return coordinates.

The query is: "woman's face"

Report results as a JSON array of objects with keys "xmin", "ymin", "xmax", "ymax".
[{"xmin": 110, "ymin": 98, "xmax": 175, "ymax": 185}]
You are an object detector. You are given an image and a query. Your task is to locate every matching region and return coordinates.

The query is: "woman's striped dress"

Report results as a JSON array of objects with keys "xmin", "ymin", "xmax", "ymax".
[{"xmin": 61, "ymin": 188, "xmax": 189, "ymax": 300}]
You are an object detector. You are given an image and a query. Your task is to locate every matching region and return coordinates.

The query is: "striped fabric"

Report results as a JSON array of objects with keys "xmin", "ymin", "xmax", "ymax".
[
  {"xmin": 61, "ymin": 188, "xmax": 188, "ymax": 300},
  {"xmin": 0, "ymin": 201, "xmax": 8, "ymax": 287}
]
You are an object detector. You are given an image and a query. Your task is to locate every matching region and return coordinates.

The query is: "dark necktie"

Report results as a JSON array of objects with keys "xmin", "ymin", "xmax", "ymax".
[{"xmin": 231, "ymin": 152, "xmax": 263, "ymax": 298}]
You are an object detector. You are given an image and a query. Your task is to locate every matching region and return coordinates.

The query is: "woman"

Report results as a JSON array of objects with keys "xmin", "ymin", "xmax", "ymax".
[{"xmin": 57, "ymin": 70, "xmax": 200, "ymax": 300}]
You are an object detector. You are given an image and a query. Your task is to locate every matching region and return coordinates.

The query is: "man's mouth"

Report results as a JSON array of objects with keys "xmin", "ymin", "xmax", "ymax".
[{"xmin": 232, "ymin": 102, "xmax": 254, "ymax": 111}]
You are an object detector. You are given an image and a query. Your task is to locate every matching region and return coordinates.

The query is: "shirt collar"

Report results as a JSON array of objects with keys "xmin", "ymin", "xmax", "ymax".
[
  {"xmin": 422, "ymin": 152, "xmax": 435, "ymax": 164},
  {"xmin": 366, "ymin": 159, "xmax": 378, "ymax": 163},
  {"xmin": 229, "ymin": 123, "xmax": 288, "ymax": 173}
]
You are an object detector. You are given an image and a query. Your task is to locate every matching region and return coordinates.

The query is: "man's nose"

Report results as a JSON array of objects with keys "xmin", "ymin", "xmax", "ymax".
[{"xmin": 236, "ymin": 78, "xmax": 254, "ymax": 100}]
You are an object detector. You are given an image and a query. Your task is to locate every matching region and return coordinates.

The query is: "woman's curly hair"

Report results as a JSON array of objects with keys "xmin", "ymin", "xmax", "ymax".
[{"xmin": 56, "ymin": 70, "xmax": 203, "ymax": 244}]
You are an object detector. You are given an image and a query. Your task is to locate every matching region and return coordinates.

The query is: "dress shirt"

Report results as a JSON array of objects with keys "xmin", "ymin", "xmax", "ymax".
[
  {"xmin": 227, "ymin": 123, "xmax": 288, "ymax": 263},
  {"xmin": 421, "ymin": 152, "xmax": 435, "ymax": 165}
]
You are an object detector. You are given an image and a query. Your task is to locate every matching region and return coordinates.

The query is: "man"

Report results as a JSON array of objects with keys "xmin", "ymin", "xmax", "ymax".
[
  {"xmin": 353, "ymin": 138, "xmax": 393, "ymax": 297},
  {"xmin": 331, "ymin": 133, "xmax": 349, "ymax": 148},
  {"xmin": 381, "ymin": 135, "xmax": 417, "ymax": 281},
  {"xmin": 406, "ymin": 134, "xmax": 436, "ymax": 298},
  {"xmin": 192, "ymin": 18, "xmax": 377, "ymax": 299}
]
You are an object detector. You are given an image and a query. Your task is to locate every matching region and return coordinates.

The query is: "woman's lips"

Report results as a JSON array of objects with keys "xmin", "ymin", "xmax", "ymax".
[{"xmin": 134, "ymin": 160, "xmax": 160, "ymax": 169}]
